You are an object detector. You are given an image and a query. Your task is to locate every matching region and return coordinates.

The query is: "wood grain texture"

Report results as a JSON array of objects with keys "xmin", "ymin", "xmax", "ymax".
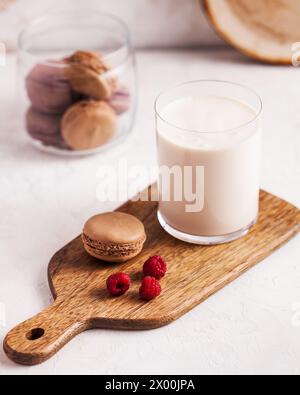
[
  {"xmin": 202, "ymin": 0, "xmax": 296, "ymax": 65},
  {"xmin": 3, "ymin": 188, "xmax": 300, "ymax": 366}
]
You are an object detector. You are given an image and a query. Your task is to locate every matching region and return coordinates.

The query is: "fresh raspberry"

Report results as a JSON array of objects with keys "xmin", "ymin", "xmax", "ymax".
[
  {"xmin": 106, "ymin": 273, "xmax": 131, "ymax": 297},
  {"xmin": 139, "ymin": 276, "xmax": 162, "ymax": 301},
  {"xmin": 143, "ymin": 256, "xmax": 167, "ymax": 279}
]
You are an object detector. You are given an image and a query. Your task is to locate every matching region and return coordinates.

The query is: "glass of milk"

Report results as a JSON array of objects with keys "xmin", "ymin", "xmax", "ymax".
[{"xmin": 155, "ymin": 80, "xmax": 262, "ymax": 245}]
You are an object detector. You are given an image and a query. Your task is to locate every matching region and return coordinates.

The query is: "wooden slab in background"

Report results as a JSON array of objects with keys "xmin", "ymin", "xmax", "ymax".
[{"xmin": 4, "ymin": 189, "xmax": 300, "ymax": 366}]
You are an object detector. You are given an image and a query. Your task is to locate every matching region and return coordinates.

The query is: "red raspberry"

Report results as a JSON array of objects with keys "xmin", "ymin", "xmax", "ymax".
[
  {"xmin": 139, "ymin": 276, "xmax": 161, "ymax": 301},
  {"xmin": 106, "ymin": 273, "xmax": 131, "ymax": 297},
  {"xmin": 143, "ymin": 256, "xmax": 167, "ymax": 279}
]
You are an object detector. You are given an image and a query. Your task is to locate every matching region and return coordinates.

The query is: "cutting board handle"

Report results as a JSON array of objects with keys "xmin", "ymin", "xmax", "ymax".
[{"xmin": 3, "ymin": 298, "xmax": 88, "ymax": 366}]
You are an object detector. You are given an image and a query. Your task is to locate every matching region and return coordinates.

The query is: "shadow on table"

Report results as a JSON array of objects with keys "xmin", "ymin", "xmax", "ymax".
[{"xmin": 162, "ymin": 46, "xmax": 285, "ymax": 67}]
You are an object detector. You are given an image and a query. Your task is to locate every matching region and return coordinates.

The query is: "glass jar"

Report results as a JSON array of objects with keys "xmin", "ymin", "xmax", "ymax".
[{"xmin": 18, "ymin": 9, "xmax": 136, "ymax": 156}]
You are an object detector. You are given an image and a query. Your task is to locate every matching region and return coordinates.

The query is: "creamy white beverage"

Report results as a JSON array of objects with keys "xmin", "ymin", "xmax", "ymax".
[{"xmin": 157, "ymin": 95, "xmax": 261, "ymax": 240}]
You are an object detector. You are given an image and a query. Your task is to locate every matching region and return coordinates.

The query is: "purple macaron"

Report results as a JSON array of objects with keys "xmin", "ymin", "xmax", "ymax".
[
  {"xmin": 26, "ymin": 62, "xmax": 76, "ymax": 114},
  {"xmin": 107, "ymin": 86, "xmax": 131, "ymax": 115},
  {"xmin": 26, "ymin": 107, "xmax": 68, "ymax": 148}
]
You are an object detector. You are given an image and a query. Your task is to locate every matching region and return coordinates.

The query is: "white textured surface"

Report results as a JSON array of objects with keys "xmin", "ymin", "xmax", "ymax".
[
  {"xmin": 0, "ymin": 0, "xmax": 220, "ymax": 49},
  {"xmin": 0, "ymin": 49, "xmax": 299, "ymax": 375}
]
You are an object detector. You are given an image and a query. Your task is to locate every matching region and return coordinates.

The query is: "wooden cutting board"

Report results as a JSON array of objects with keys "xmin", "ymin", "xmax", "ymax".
[{"xmin": 3, "ymin": 188, "xmax": 300, "ymax": 366}]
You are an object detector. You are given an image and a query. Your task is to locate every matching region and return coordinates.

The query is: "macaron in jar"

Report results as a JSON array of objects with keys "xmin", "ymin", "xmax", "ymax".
[{"xmin": 18, "ymin": 10, "xmax": 136, "ymax": 156}]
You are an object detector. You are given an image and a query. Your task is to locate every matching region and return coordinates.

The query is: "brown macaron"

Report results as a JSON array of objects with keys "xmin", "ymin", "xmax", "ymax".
[
  {"xmin": 64, "ymin": 51, "xmax": 114, "ymax": 100},
  {"xmin": 61, "ymin": 100, "xmax": 117, "ymax": 150},
  {"xmin": 82, "ymin": 212, "xmax": 147, "ymax": 263}
]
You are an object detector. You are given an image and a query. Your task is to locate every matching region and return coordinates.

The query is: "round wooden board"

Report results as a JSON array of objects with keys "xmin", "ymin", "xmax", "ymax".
[{"xmin": 201, "ymin": 0, "xmax": 300, "ymax": 65}]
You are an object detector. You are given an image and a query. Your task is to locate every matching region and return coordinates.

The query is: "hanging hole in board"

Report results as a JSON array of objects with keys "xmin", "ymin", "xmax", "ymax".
[{"xmin": 26, "ymin": 328, "xmax": 45, "ymax": 341}]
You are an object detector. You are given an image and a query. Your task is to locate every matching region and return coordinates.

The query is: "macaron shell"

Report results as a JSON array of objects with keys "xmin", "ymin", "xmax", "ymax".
[
  {"xmin": 65, "ymin": 50, "xmax": 110, "ymax": 74},
  {"xmin": 26, "ymin": 63, "xmax": 75, "ymax": 114},
  {"xmin": 83, "ymin": 212, "xmax": 146, "ymax": 245},
  {"xmin": 61, "ymin": 100, "xmax": 117, "ymax": 150},
  {"xmin": 65, "ymin": 64, "xmax": 112, "ymax": 101}
]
